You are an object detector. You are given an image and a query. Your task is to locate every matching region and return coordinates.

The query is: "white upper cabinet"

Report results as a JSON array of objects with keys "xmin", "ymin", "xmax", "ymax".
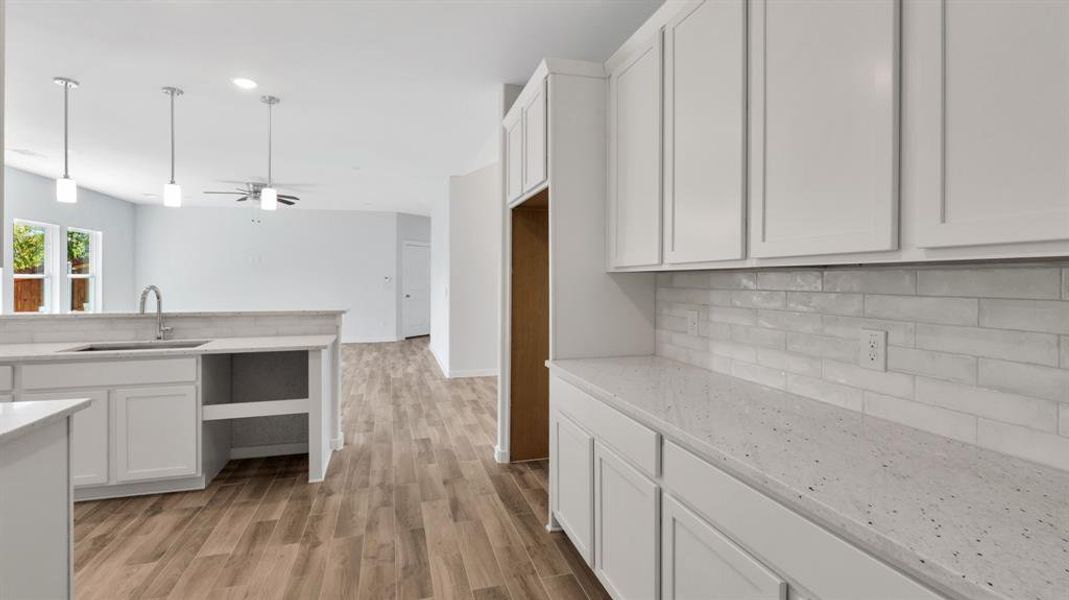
[
  {"xmin": 749, "ymin": 0, "xmax": 900, "ymax": 258},
  {"xmin": 505, "ymin": 110, "xmax": 524, "ymax": 203},
  {"xmin": 609, "ymin": 30, "xmax": 663, "ymax": 269},
  {"xmin": 522, "ymin": 79, "xmax": 548, "ymax": 194},
  {"xmin": 912, "ymin": 0, "xmax": 1069, "ymax": 248},
  {"xmin": 663, "ymin": 0, "xmax": 746, "ymax": 265}
]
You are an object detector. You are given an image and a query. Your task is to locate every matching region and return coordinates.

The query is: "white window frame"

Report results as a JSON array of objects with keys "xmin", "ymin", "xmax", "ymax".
[
  {"xmin": 11, "ymin": 219, "xmax": 60, "ymax": 314},
  {"xmin": 65, "ymin": 227, "xmax": 103, "ymax": 313}
]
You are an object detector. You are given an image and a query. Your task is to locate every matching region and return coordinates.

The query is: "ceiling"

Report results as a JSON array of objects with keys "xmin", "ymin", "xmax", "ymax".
[{"xmin": 3, "ymin": 0, "xmax": 660, "ymax": 215}]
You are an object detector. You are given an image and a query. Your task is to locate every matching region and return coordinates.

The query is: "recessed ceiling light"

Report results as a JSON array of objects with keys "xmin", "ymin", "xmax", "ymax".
[{"xmin": 232, "ymin": 77, "xmax": 258, "ymax": 90}]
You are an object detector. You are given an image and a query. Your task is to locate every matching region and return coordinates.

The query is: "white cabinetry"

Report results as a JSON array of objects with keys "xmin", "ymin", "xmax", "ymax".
[
  {"xmin": 663, "ymin": 0, "xmax": 746, "ymax": 265},
  {"xmin": 504, "ymin": 77, "xmax": 549, "ymax": 204},
  {"xmin": 23, "ymin": 389, "xmax": 109, "ymax": 486},
  {"xmin": 113, "ymin": 385, "xmax": 198, "ymax": 482},
  {"xmin": 913, "ymin": 0, "xmax": 1069, "ymax": 248},
  {"xmin": 550, "ymin": 412, "xmax": 594, "ymax": 562},
  {"xmin": 608, "ymin": 31, "xmax": 663, "ymax": 268},
  {"xmin": 593, "ymin": 442, "xmax": 660, "ymax": 600},
  {"xmin": 748, "ymin": 0, "xmax": 899, "ymax": 258},
  {"xmin": 662, "ymin": 494, "xmax": 786, "ymax": 600}
]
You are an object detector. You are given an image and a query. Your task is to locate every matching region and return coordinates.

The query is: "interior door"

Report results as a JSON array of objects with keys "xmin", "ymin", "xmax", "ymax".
[{"xmin": 402, "ymin": 242, "xmax": 431, "ymax": 338}]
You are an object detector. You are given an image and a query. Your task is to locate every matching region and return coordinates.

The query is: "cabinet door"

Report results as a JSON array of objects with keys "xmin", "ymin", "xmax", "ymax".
[
  {"xmin": 662, "ymin": 494, "xmax": 787, "ymax": 600},
  {"xmin": 663, "ymin": 0, "xmax": 746, "ymax": 265},
  {"xmin": 23, "ymin": 389, "xmax": 109, "ymax": 487},
  {"xmin": 113, "ymin": 385, "xmax": 197, "ymax": 482},
  {"xmin": 522, "ymin": 79, "xmax": 548, "ymax": 194},
  {"xmin": 609, "ymin": 31, "xmax": 663, "ymax": 268},
  {"xmin": 749, "ymin": 0, "xmax": 899, "ymax": 258},
  {"xmin": 551, "ymin": 412, "xmax": 594, "ymax": 563},
  {"xmin": 912, "ymin": 0, "xmax": 1069, "ymax": 247},
  {"xmin": 505, "ymin": 111, "xmax": 524, "ymax": 203},
  {"xmin": 594, "ymin": 442, "xmax": 659, "ymax": 599}
]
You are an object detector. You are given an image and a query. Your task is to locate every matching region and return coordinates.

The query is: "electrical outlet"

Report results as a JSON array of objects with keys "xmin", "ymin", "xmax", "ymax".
[
  {"xmin": 859, "ymin": 329, "xmax": 887, "ymax": 371},
  {"xmin": 686, "ymin": 310, "xmax": 700, "ymax": 336}
]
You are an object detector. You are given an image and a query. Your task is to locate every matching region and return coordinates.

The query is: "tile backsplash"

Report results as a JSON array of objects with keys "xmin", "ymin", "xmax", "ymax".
[{"xmin": 655, "ymin": 264, "xmax": 1069, "ymax": 472}]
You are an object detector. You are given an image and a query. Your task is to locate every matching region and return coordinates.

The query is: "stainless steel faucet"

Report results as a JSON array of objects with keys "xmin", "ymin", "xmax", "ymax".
[{"xmin": 139, "ymin": 285, "xmax": 173, "ymax": 340}]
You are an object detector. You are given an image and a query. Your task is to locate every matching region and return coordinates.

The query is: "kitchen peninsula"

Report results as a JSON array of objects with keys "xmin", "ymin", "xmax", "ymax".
[{"xmin": 0, "ymin": 310, "xmax": 344, "ymax": 500}]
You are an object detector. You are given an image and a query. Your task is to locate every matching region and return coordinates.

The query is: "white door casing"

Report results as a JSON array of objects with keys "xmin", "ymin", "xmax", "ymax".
[{"xmin": 402, "ymin": 241, "xmax": 431, "ymax": 338}]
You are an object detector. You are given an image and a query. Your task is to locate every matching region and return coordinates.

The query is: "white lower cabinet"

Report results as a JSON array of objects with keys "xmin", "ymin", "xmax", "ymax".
[
  {"xmin": 23, "ymin": 389, "xmax": 110, "ymax": 486},
  {"xmin": 593, "ymin": 442, "xmax": 660, "ymax": 600},
  {"xmin": 662, "ymin": 494, "xmax": 786, "ymax": 600},
  {"xmin": 113, "ymin": 385, "xmax": 198, "ymax": 482},
  {"xmin": 551, "ymin": 412, "xmax": 594, "ymax": 562}
]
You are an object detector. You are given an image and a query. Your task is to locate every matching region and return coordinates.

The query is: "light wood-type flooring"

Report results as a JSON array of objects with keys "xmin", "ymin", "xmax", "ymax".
[{"xmin": 71, "ymin": 338, "xmax": 607, "ymax": 600}]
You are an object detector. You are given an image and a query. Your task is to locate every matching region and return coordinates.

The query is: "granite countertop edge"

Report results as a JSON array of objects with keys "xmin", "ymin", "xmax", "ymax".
[
  {"xmin": 0, "ymin": 398, "xmax": 92, "ymax": 445},
  {"xmin": 0, "ymin": 309, "xmax": 347, "ymax": 322},
  {"xmin": 547, "ymin": 359, "xmax": 1012, "ymax": 600},
  {"xmin": 0, "ymin": 335, "xmax": 338, "ymax": 362}
]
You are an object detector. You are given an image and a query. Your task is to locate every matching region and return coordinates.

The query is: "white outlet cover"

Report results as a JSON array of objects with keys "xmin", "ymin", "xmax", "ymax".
[
  {"xmin": 859, "ymin": 328, "xmax": 887, "ymax": 371},
  {"xmin": 686, "ymin": 310, "xmax": 700, "ymax": 336}
]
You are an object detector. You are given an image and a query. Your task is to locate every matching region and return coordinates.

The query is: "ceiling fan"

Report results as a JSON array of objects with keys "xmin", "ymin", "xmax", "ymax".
[
  {"xmin": 204, "ymin": 95, "xmax": 301, "ymax": 209},
  {"xmin": 203, "ymin": 181, "xmax": 299, "ymax": 205}
]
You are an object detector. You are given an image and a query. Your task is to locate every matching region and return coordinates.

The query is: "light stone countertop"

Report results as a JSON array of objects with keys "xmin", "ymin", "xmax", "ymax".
[
  {"xmin": 0, "ymin": 335, "xmax": 337, "ymax": 362},
  {"xmin": 0, "ymin": 309, "xmax": 346, "ymax": 322},
  {"xmin": 0, "ymin": 398, "xmax": 92, "ymax": 444},
  {"xmin": 548, "ymin": 355, "xmax": 1069, "ymax": 600}
]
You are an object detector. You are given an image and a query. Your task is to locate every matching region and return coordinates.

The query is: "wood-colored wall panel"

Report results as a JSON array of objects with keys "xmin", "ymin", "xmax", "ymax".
[{"xmin": 510, "ymin": 191, "xmax": 549, "ymax": 461}]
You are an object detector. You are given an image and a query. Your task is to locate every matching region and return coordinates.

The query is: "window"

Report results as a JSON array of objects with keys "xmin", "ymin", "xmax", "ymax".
[
  {"xmin": 67, "ymin": 228, "xmax": 100, "ymax": 313},
  {"xmin": 12, "ymin": 220, "xmax": 55, "ymax": 313}
]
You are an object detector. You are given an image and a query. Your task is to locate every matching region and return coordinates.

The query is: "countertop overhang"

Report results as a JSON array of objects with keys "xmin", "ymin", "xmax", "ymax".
[
  {"xmin": 0, "ymin": 309, "xmax": 346, "ymax": 323},
  {"xmin": 0, "ymin": 398, "xmax": 92, "ymax": 444},
  {"xmin": 548, "ymin": 355, "xmax": 1069, "ymax": 600},
  {"xmin": 0, "ymin": 335, "xmax": 337, "ymax": 362}
]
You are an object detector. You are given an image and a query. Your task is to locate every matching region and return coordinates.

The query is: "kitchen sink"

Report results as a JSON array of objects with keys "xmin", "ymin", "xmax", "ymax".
[{"xmin": 61, "ymin": 340, "xmax": 209, "ymax": 352}]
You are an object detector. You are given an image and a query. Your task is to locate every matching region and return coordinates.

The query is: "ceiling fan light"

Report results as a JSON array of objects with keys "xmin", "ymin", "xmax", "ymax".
[
  {"xmin": 163, "ymin": 182, "xmax": 182, "ymax": 208},
  {"xmin": 260, "ymin": 187, "xmax": 278, "ymax": 211},
  {"xmin": 56, "ymin": 176, "xmax": 77, "ymax": 204}
]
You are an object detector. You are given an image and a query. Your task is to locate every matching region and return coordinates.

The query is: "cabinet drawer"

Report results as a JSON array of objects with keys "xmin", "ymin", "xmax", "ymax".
[
  {"xmin": 0, "ymin": 366, "xmax": 11, "ymax": 391},
  {"xmin": 550, "ymin": 376, "xmax": 659, "ymax": 477},
  {"xmin": 22, "ymin": 358, "xmax": 197, "ymax": 390},
  {"xmin": 662, "ymin": 442, "xmax": 941, "ymax": 600}
]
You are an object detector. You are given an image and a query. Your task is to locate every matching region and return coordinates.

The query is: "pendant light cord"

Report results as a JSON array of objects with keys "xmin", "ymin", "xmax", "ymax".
[
  {"xmin": 63, "ymin": 83, "xmax": 70, "ymax": 179},
  {"xmin": 267, "ymin": 101, "xmax": 273, "ymax": 187},
  {"xmin": 169, "ymin": 90, "xmax": 176, "ymax": 184}
]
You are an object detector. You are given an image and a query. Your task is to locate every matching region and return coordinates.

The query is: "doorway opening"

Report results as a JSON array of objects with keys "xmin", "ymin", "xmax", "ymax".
[
  {"xmin": 402, "ymin": 241, "xmax": 431, "ymax": 339},
  {"xmin": 509, "ymin": 188, "xmax": 549, "ymax": 462}
]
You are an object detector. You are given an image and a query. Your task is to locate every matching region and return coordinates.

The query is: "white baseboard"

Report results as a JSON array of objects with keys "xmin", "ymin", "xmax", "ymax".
[
  {"xmin": 448, "ymin": 368, "xmax": 499, "ymax": 378},
  {"xmin": 230, "ymin": 442, "xmax": 309, "ymax": 460},
  {"xmin": 494, "ymin": 445, "xmax": 509, "ymax": 464},
  {"xmin": 344, "ymin": 336, "xmax": 403, "ymax": 344},
  {"xmin": 431, "ymin": 347, "xmax": 450, "ymax": 378},
  {"xmin": 74, "ymin": 476, "xmax": 206, "ymax": 501},
  {"xmin": 331, "ymin": 437, "xmax": 344, "ymax": 450}
]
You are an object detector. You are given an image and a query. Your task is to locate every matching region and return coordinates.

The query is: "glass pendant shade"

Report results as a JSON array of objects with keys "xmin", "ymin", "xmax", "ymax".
[
  {"xmin": 56, "ymin": 176, "xmax": 77, "ymax": 204},
  {"xmin": 163, "ymin": 182, "xmax": 182, "ymax": 207},
  {"xmin": 260, "ymin": 187, "xmax": 278, "ymax": 211}
]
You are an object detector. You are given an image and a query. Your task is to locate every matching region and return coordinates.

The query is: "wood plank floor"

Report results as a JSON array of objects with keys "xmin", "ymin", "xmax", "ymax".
[{"xmin": 72, "ymin": 338, "xmax": 608, "ymax": 600}]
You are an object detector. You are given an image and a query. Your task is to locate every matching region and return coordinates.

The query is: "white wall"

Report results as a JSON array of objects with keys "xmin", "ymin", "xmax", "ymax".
[
  {"xmin": 447, "ymin": 163, "xmax": 502, "ymax": 376},
  {"xmin": 430, "ymin": 186, "xmax": 451, "ymax": 371},
  {"xmin": 134, "ymin": 206, "xmax": 428, "ymax": 343},
  {"xmin": 3, "ymin": 167, "xmax": 138, "ymax": 313}
]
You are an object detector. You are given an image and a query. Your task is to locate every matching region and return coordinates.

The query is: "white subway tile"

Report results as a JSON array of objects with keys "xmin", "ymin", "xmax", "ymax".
[
  {"xmin": 730, "ymin": 325, "xmax": 785, "ymax": 349},
  {"xmin": 864, "ymin": 295, "xmax": 979, "ymax": 326},
  {"xmin": 915, "ymin": 377, "xmax": 1058, "ymax": 432},
  {"xmin": 731, "ymin": 361, "xmax": 787, "ymax": 390},
  {"xmin": 658, "ymin": 287, "xmax": 718, "ymax": 305},
  {"xmin": 669, "ymin": 332, "xmax": 709, "ymax": 352},
  {"xmin": 709, "ymin": 340, "xmax": 758, "ymax": 363},
  {"xmin": 977, "ymin": 419, "xmax": 1069, "ymax": 472},
  {"xmin": 786, "ymin": 374, "xmax": 863, "ymax": 411},
  {"xmin": 730, "ymin": 290, "xmax": 786, "ymax": 309},
  {"xmin": 887, "ymin": 347, "xmax": 977, "ymax": 384},
  {"xmin": 709, "ymin": 354, "xmax": 733, "ymax": 375},
  {"xmin": 978, "ymin": 359, "xmax": 1069, "ymax": 402},
  {"xmin": 786, "ymin": 332, "xmax": 858, "ymax": 362},
  {"xmin": 1060, "ymin": 404, "xmax": 1069, "ymax": 437},
  {"xmin": 824, "ymin": 269, "xmax": 916, "ymax": 295},
  {"xmin": 821, "ymin": 315, "xmax": 915, "ymax": 346},
  {"xmin": 823, "ymin": 360, "xmax": 914, "ymax": 399},
  {"xmin": 917, "ymin": 267, "xmax": 1060, "ymax": 299},
  {"xmin": 672, "ymin": 273, "xmax": 711, "ymax": 289},
  {"xmin": 698, "ymin": 320, "xmax": 732, "ymax": 340},
  {"xmin": 916, "ymin": 323, "xmax": 1058, "ymax": 367},
  {"xmin": 863, "ymin": 392, "xmax": 977, "ymax": 444},
  {"xmin": 756, "ymin": 271, "xmax": 822, "ymax": 291},
  {"xmin": 786, "ymin": 292, "xmax": 863, "ymax": 316},
  {"xmin": 655, "ymin": 314, "xmax": 686, "ymax": 333},
  {"xmin": 756, "ymin": 310, "xmax": 823, "ymax": 333},
  {"xmin": 707, "ymin": 306, "xmax": 757, "ymax": 326},
  {"xmin": 756, "ymin": 348, "xmax": 822, "ymax": 377},
  {"xmin": 1061, "ymin": 336, "xmax": 1069, "ymax": 369},
  {"xmin": 980, "ymin": 299, "xmax": 1069, "ymax": 334},
  {"xmin": 708, "ymin": 272, "xmax": 757, "ymax": 290}
]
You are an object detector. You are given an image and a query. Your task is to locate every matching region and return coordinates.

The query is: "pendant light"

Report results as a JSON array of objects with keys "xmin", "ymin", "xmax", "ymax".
[
  {"xmin": 259, "ymin": 95, "xmax": 280, "ymax": 211},
  {"xmin": 53, "ymin": 77, "xmax": 79, "ymax": 204},
  {"xmin": 162, "ymin": 86, "xmax": 184, "ymax": 207}
]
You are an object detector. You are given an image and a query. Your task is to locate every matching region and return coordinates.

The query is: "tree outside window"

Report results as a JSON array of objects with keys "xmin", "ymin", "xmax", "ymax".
[{"xmin": 13, "ymin": 221, "xmax": 50, "ymax": 312}]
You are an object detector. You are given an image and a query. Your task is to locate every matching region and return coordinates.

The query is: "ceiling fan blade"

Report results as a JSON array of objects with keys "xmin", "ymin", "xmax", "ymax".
[
  {"xmin": 278, "ymin": 194, "xmax": 299, "ymax": 200},
  {"xmin": 203, "ymin": 191, "xmax": 245, "ymax": 195},
  {"xmin": 234, "ymin": 196, "xmax": 249, "ymax": 202},
  {"xmin": 279, "ymin": 198, "xmax": 296, "ymax": 206}
]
